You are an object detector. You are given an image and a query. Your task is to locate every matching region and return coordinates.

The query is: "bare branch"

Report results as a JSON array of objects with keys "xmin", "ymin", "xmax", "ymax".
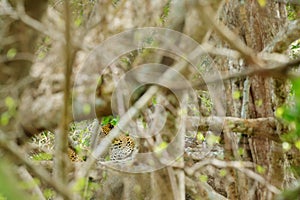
[
  {"xmin": 17, "ymin": 166, "xmax": 46, "ymax": 200},
  {"xmin": 265, "ymin": 20, "xmax": 300, "ymax": 53},
  {"xmin": 200, "ymin": 4, "xmax": 264, "ymax": 67},
  {"xmin": 185, "ymin": 159, "xmax": 281, "ymax": 195},
  {"xmin": 54, "ymin": 0, "xmax": 72, "ymax": 185},
  {"xmin": 193, "ymin": 116, "xmax": 279, "ymax": 141}
]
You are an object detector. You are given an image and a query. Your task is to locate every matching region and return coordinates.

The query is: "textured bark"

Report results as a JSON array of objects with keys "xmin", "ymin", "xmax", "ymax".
[{"xmin": 222, "ymin": 1, "xmax": 287, "ymax": 199}]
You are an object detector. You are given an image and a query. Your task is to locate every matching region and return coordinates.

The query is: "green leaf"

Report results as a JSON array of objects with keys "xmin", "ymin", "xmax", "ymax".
[
  {"xmin": 255, "ymin": 99, "xmax": 263, "ymax": 107},
  {"xmin": 32, "ymin": 152, "xmax": 53, "ymax": 161},
  {"xmin": 275, "ymin": 107, "xmax": 285, "ymax": 118},
  {"xmin": 38, "ymin": 51, "xmax": 46, "ymax": 59},
  {"xmin": 295, "ymin": 140, "xmax": 300, "ymax": 150},
  {"xmin": 219, "ymin": 169, "xmax": 227, "ymax": 177},
  {"xmin": 74, "ymin": 17, "xmax": 82, "ymax": 27},
  {"xmin": 233, "ymin": 91, "xmax": 241, "ymax": 99},
  {"xmin": 43, "ymin": 189, "xmax": 55, "ymax": 199},
  {"xmin": 257, "ymin": 0, "xmax": 267, "ymax": 7},
  {"xmin": 6, "ymin": 48, "xmax": 17, "ymax": 59},
  {"xmin": 83, "ymin": 103, "xmax": 91, "ymax": 115},
  {"xmin": 0, "ymin": 112, "xmax": 10, "ymax": 126},
  {"xmin": 197, "ymin": 132, "xmax": 205, "ymax": 142},
  {"xmin": 72, "ymin": 177, "xmax": 86, "ymax": 192},
  {"xmin": 238, "ymin": 147, "xmax": 245, "ymax": 156},
  {"xmin": 152, "ymin": 96, "xmax": 157, "ymax": 105},
  {"xmin": 154, "ymin": 141, "xmax": 168, "ymax": 154},
  {"xmin": 199, "ymin": 175, "xmax": 208, "ymax": 182},
  {"xmin": 110, "ymin": 116, "xmax": 119, "ymax": 126},
  {"xmin": 256, "ymin": 165, "xmax": 266, "ymax": 174}
]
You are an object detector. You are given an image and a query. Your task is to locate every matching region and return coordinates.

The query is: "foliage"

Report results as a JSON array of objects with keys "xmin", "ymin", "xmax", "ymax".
[
  {"xmin": 101, "ymin": 115, "xmax": 119, "ymax": 126},
  {"xmin": 32, "ymin": 152, "xmax": 53, "ymax": 161},
  {"xmin": 289, "ymin": 39, "xmax": 300, "ymax": 59},
  {"xmin": 286, "ymin": 3, "xmax": 298, "ymax": 21},
  {"xmin": 0, "ymin": 96, "xmax": 17, "ymax": 126},
  {"xmin": 159, "ymin": 0, "xmax": 171, "ymax": 25},
  {"xmin": 257, "ymin": 0, "xmax": 267, "ymax": 7},
  {"xmin": 0, "ymin": 161, "xmax": 31, "ymax": 200}
]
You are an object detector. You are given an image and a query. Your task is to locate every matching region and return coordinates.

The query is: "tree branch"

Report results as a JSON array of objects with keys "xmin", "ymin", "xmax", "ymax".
[
  {"xmin": 185, "ymin": 158, "xmax": 281, "ymax": 195},
  {"xmin": 189, "ymin": 116, "xmax": 280, "ymax": 141}
]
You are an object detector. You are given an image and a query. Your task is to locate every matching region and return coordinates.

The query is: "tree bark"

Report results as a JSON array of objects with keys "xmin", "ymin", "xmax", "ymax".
[{"xmin": 222, "ymin": 1, "xmax": 287, "ymax": 199}]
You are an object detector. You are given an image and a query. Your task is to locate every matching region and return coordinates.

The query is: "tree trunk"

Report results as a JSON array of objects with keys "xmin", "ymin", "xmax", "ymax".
[{"xmin": 222, "ymin": 1, "xmax": 287, "ymax": 199}]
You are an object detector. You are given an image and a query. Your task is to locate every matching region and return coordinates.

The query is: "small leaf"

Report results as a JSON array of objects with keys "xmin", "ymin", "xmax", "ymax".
[
  {"xmin": 275, "ymin": 107, "xmax": 284, "ymax": 118},
  {"xmin": 6, "ymin": 48, "xmax": 17, "ymax": 59},
  {"xmin": 255, "ymin": 99, "xmax": 263, "ymax": 107},
  {"xmin": 256, "ymin": 165, "xmax": 266, "ymax": 174},
  {"xmin": 295, "ymin": 140, "xmax": 300, "ymax": 150},
  {"xmin": 257, "ymin": 0, "xmax": 267, "ymax": 7},
  {"xmin": 152, "ymin": 96, "xmax": 157, "ymax": 105},
  {"xmin": 199, "ymin": 175, "xmax": 208, "ymax": 182},
  {"xmin": 32, "ymin": 153, "xmax": 52, "ymax": 161},
  {"xmin": 110, "ymin": 116, "xmax": 119, "ymax": 126},
  {"xmin": 0, "ymin": 112, "xmax": 10, "ymax": 126},
  {"xmin": 43, "ymin": 189, "xmax": 55, "ymax": 199},
  {"xmin": 219, "ymin": 169, "xmax": 227, "ymax": 177},
  {"xmin": 5, "ymin": 96, "xmax": 15, "ymax": 110},
  {"xmin": 72, "ymin": 177, "xmax": 86, "ymax": 192},
  {"xmin": 197, "ymin": 132, "xmax": 205, "ymax": 142},
  {"xmin": 154, "ymin": 141, "xmax": 168, "ymax": 153},
  {"xmin": 233, "ymin": 91, "xmax": 241, "ymax": 99},
  {"xmin": 74, "ymin": 17, "xmax": 82, "ymax": 27},
  {"xmin": 38, "ymin": 51, "xmax": 46, "ymax": 59},
  {"xmin": 238, "ymin": 147, "xmax": 245, "ymax": 156},
  {"xmin": 83, "ymin": 104, "xmax": 91, "ymax": 115}
]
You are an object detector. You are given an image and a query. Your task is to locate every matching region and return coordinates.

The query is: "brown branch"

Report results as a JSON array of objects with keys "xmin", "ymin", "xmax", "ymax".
[
  {"xmin": 185, "ymin": 159, "xmax": 281, "ymax": 195},
  {"xmin": 265, "ymin": 20, "xmax": 300, "ymax": 53},
  {"xmin": 1, "ymin": 1, "xmax": 62, "ymax": 40},
  {"xmin": 188, "ymin": 116, "xmax": 280, "ymax": 141},
  {"xmin": 173, "ymin": 57, "xmax": 300, "ymax": 90},
  {"xmin": 54, "ymin": 0, "xmax": 72, "ymax": 185},
  {"xmin": 200, "ymin": 4, "xmax": 264, "ymax": 67},
  {"xmin": 185, "ymin": 176, "xmax": 228, "ymax": 200}
]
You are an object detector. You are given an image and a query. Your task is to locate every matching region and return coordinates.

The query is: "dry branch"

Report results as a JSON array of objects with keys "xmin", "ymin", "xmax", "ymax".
[
  {"xmin": 53, "ymin": 0, "xmax": 72, "ymax": 185},
  {"xmin": 185, "ymin": 158, "xmax": 281, "ymax": 195},
  {"xmin": 265, "ymin": 20, "xmax": 300, "ymax": 53},
  {"xmin": 193, "ymin": 116, "xmax": 280, "ymax": 141}
]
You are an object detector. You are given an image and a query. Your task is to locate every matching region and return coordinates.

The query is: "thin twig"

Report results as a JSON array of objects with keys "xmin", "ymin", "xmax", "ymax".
[
  {"xmin": 171, "ymin": 58, "xmax": 300, "ymax": 90},
  {"xmin": 54, "ymin": 0, "xmax": 72, "ymax": 185},
  {"xmin": 200, "ymin": 4, "xmax": 264, "ymax": 67},
  {"xmin": 185, "ymin": 158, "xmax": 281, "ymax": 194}
]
